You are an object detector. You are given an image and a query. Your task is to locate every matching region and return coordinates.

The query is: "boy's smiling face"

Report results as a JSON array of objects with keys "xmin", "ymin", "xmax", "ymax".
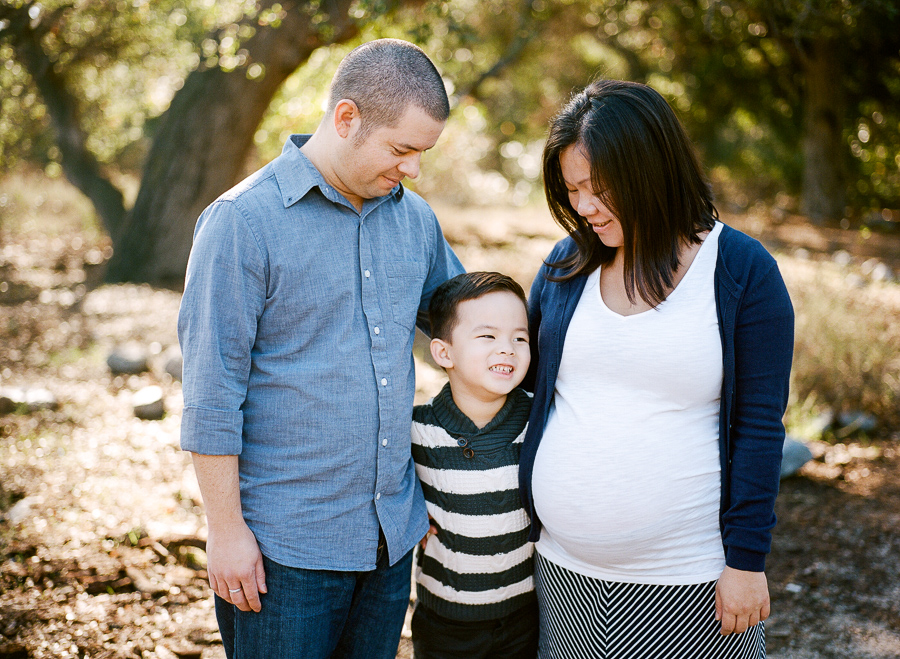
[{"xmin": 432, "ymin": 290, "xmax": 530, "ymax": 406}]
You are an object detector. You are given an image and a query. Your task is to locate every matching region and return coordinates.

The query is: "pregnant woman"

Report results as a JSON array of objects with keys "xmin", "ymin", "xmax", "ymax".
[{"xmin": 519, "ymin": 79, "xmax": 794, "ymax": 658}]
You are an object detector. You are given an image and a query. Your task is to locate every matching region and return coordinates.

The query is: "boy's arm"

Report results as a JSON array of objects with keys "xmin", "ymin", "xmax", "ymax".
[{"xmin": 411, "ymin": 409, "xmax": 439, "ymax": 550}]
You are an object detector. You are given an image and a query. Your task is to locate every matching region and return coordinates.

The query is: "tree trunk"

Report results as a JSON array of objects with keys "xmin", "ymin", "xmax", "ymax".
[
  {"xmin": 800, "ymin": 37, "xmax": 845, "ymax": 224},
  {"xmin": 104, "ymin": 0, "xmax": 360, "ymax": 286}
]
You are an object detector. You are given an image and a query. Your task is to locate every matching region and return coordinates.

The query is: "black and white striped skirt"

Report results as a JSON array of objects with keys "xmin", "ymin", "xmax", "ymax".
[{"xmin": 535, "ymin": 553, "xmax": 766, "ymax": 659}]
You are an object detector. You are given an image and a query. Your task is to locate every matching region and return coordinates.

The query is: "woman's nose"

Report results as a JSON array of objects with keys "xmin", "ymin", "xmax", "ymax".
[{"xmin": 576, "ymin": 194, "xmax": 596, "ymax": 216}]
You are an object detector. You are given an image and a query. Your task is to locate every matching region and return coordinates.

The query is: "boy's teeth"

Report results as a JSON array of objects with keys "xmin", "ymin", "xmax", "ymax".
[{"xmin": 491, "ymin": 365, "xmax": 512, "ymax": 373}]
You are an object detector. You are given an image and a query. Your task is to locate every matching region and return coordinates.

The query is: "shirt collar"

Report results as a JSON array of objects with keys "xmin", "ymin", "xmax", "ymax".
[
  {"xmin": 272, "ymin": 134, "xmax": 405, "ymax": 211},
  {"xmin": 431, "ymin": 382, "xmax": 526, "ymax": 437}
]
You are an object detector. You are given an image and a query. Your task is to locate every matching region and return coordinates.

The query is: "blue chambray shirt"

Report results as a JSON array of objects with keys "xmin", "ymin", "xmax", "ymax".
[{"xmin": 178, "ymin": 135, "xmax": 465, "ymax": 570}]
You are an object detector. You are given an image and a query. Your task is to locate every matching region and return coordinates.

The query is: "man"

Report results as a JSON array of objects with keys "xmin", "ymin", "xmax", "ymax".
[{"xmin": 178, "ymin": 39, "xmax": 465, "ymax": 658}]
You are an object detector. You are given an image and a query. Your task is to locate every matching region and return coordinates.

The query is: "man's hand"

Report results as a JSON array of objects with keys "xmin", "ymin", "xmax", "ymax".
[
  {"xmin": 715, "ymin": 566, "xmax": 770, "ymax": 635},
  {"xmin": 190, "ymin": 453, "xmax": 267, "ymax": 612},
  {"xmin": 207, "ymin": 520, "xmax": 267, "ymax": 612},
  {"xmin": 419, "ymin": 515, "xmax": 437, "ymax": 550}
]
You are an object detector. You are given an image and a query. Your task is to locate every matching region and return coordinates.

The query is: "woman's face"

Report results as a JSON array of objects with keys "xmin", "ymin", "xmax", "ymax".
[{"xmin": 559, "ymin": 145, "xmax": 623, "ymax": 249}]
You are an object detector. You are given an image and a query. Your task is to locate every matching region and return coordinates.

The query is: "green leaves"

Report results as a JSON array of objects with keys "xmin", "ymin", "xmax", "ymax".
[{"xmin": 0, "ymin": 0, "xmax": 255, "ymax": 171}]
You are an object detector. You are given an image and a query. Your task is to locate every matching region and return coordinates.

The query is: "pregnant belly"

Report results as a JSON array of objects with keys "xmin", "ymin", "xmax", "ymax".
[{"xmin": 531, "ymin": 442, "xmax": 723, "ymax": 575}]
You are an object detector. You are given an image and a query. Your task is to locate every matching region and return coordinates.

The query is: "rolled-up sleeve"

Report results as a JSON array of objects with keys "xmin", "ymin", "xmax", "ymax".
[{"xmin": 178, "ymin": 200, "xmax": 267, "ymax": 455}]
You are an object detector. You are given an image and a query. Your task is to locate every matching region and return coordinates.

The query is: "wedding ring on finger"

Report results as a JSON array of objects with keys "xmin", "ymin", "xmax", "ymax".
[{"xmin": 228, "ymin": 588, "xmax": 242, "ymax": 594}]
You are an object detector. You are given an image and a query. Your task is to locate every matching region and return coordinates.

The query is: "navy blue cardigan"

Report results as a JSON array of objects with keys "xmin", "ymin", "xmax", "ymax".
[{"xmin": 518, "ymin": 224, "xmax": 794, "ymax": 573}]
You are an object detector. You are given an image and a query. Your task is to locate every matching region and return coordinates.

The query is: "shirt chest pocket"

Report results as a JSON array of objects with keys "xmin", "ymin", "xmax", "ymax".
[{"xmin": 386, "ymin": 260, "xmax": 427, "ymax": 331}]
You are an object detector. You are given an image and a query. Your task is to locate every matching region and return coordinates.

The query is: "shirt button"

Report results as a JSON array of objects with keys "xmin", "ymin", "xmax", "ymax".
[
  {"xmin": 381, "ymin": 378, "xmax": 387, "ymax": 386},
  {"xmin": 374, "ymin": 327, "xmax": 380, "ymax": 335},
  {"xmin": 382, "ymin": 439, "xmax": 388, "ymax": 447},
  {"xmin": 375, "ymin": 492, "xmax": 381, "ymax": 500},
  {"xmin": 364, "ymin": 270, "xmax": 371, "ymax": 278}
]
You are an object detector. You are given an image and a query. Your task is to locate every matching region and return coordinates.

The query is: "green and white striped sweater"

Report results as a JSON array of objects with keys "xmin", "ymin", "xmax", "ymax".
[{"xmin": 411, "ymin": 383, "xmax": 535, "ymax": 622}]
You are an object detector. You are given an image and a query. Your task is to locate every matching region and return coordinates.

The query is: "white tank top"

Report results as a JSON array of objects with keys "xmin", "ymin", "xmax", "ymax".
[{"xmin": 532, "ymin": 222, "xmax": 725, "ymax": 584}]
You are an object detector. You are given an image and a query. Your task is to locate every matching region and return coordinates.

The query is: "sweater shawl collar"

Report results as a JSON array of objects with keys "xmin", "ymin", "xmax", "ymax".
[{"xmin": 431, "ymin": 382, "xmax": 530, "ymax": 445}]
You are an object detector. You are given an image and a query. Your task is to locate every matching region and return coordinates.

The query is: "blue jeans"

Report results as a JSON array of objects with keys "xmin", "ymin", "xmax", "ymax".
[{"xmin": 215, "ymin": 540, "xmax": 413, "ymax": 659}]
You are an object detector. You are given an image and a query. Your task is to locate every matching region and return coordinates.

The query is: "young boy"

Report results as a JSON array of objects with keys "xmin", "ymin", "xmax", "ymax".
[{"xmin": 411, "ymin": 271, "xmax": 537, "ymax": 659}]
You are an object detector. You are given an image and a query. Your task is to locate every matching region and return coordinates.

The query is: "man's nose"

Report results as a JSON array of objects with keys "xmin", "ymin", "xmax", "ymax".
[{"xmin": 397, "ymin": 153, "xmax": 421, "ymax": 179}]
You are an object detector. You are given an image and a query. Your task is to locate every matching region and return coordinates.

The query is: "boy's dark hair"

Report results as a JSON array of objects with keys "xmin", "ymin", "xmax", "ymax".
[
  {"xmin": 542, "ymin": 78, "xmax": 717, "ymax": 307},
  {"xmin": 429, "ymin": 272, "xmax": 527, "ymax": 342}
]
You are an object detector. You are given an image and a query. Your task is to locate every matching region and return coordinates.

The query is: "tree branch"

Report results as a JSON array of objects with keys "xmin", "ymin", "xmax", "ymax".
[
  {"xmin": 0, "ymin": 2, "xmax": 127, "ymax": 236},
  {"xmin": 452, "ymin": 0, "xmax": 540, "ymax": 102}
]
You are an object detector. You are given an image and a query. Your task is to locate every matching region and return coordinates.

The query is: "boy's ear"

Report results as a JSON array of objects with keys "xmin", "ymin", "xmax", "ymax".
[{"xmin": 430, "ymin": 338, "xmax": 453, "ymax": 369}]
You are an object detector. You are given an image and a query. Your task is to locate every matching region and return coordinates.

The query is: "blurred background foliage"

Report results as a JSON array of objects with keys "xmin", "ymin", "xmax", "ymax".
[
  {"xmin": 0, "ymin": 0, "xmax": 243, "ymax": 171},
  {"xmin": 1, "ymin": 0, "xmax": 898, "ymax": 431},
  {"xmin": 1, "ymin": 0, "xmax": 899, "ymax": 274}
]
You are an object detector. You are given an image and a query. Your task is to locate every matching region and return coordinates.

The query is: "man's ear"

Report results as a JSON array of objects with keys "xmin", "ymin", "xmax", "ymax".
[
  {"xmin": 333, "ymin": 99, "xmax": 360, "ymax": 139},
  {"xmin": 430, "ymin": 338, "xmax": 453, "ymax": 369}
]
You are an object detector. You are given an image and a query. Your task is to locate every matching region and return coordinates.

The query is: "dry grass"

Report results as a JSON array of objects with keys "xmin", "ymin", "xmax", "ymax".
[{"xmin": 780, "ymin": 257, "xmax": 900, "ymax": 435}]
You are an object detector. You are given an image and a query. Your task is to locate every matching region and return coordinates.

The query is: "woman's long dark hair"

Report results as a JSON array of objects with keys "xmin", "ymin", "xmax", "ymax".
[{"xmin": 542, "ymin": 79, "xmax": 718, "ymax": 307}]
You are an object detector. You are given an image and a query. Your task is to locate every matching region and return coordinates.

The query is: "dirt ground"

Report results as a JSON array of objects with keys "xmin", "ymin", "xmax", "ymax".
[{"xmin": 0, "ymin": 190, "xmax": 899, "ymax": 658}]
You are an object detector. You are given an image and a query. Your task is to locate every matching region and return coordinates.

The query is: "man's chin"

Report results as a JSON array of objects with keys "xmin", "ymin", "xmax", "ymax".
[{"xmin": 357, "ymin": 180, "xmax": 399, "ymax": 201}]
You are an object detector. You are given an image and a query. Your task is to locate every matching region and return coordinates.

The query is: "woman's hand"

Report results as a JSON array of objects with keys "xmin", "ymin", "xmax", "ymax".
[{"xmin": 715, "ymin": 566, "xmax": 770, "ymax": 635}]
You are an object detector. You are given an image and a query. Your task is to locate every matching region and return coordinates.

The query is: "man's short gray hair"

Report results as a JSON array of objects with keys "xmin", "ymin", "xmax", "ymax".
[{"xmin": 327, "ymin": 39, "xmax": 450, "ymax": 142}]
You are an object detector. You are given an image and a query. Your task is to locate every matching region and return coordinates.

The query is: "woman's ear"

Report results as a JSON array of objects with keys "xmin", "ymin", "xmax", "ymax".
[{"xmin": 430, "ymin": 338, "xmax": 453, "ymax": 369}]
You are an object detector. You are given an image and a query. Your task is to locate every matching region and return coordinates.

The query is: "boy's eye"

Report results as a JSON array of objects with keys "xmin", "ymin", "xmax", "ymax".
[
  {"xmin": 514, "ymin": 337, "xmax": 529, "ymax": 343},
  {"xmin": 477, "ymin": 334, "xmax": 495, "ymax": 340}
]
